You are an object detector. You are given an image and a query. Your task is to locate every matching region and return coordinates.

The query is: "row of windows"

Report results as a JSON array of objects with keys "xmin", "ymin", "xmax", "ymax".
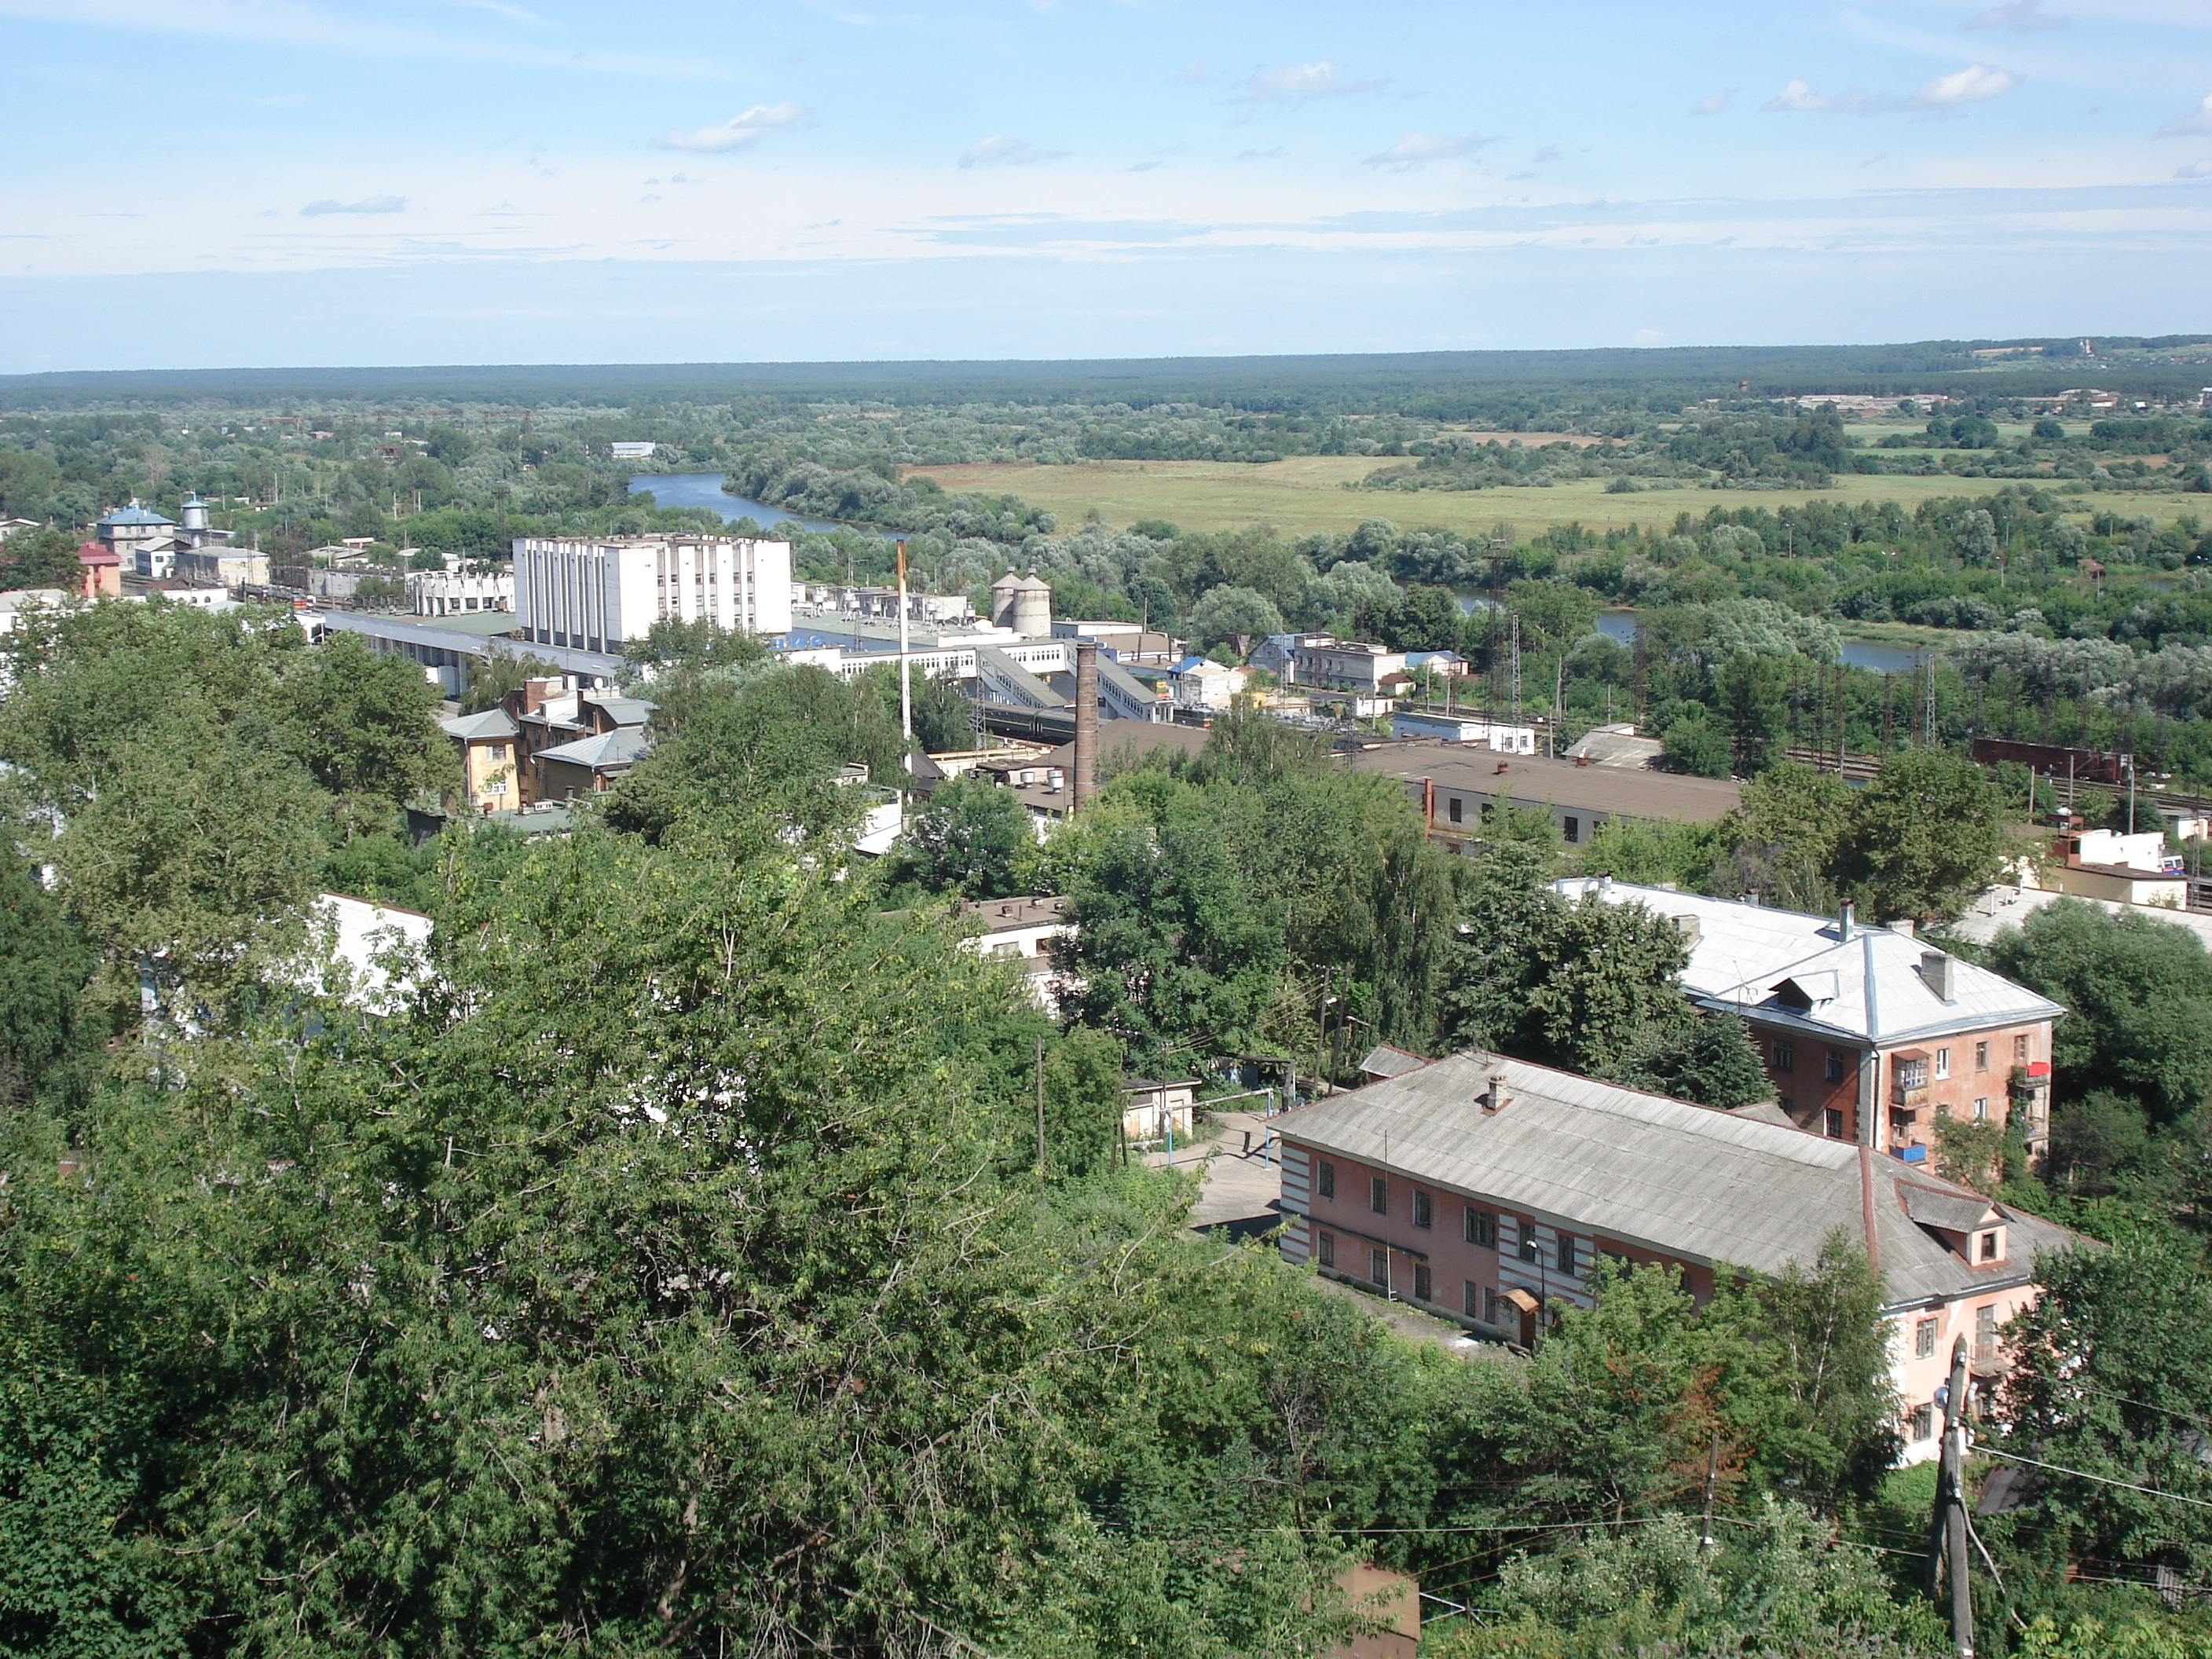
[
  {"xmin": 1911, "ymin": 1305, "xmax": 2003, "ymax": 1361},
  {"xmin": 1311, "ymin": 1231, "xmax": 1587, "ymax": 1333},
  {"xmin": 1439, "ymin": 796, "xmax": 1588, "ymax": 843},
  {"xmin": 1313, "ymin": 1161, "xmax": 1584, "ymax": 1274},
  {"xmin": 1771, "ymin": 1036, "xmax": 2034, "ymax": 1081}
]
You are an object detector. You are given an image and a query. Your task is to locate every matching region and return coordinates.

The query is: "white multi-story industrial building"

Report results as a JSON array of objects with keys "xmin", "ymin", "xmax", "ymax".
[{"xmin": 512, "ymin": 535, "xmax": 793, "ymax": 653}]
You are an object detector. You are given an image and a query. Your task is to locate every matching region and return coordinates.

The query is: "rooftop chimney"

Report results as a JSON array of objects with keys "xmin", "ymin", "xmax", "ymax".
[
  {"xmin": 1921, "ymin": 950, "xmax": 1956, "ymax": 1003},
  {"xmin": 1672, "ymin": 914, "xmax": 1702, "ymax": 946},
  {"xmin": 1072, "ymin": 639, "xmax": 1099, "ymax": 815},
  {"xmin": 1837, "ymin": 900, "xmax": 1855, "ymax": 943},
  {"xmin": 1482, "ymin": 1072, "xmax": 1509, "ymax": 1115}
]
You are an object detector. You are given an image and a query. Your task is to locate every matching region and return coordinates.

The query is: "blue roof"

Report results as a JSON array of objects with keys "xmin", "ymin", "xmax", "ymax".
[{"xmin": 97, "ymin": 502, "xmax": 174, "ymax": 527}]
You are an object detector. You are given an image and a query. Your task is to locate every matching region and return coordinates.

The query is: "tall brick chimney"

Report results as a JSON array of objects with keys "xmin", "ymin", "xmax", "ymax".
[{"xmin": 1073, "ymin": 639, "xmax": 1099, "ymax": 814}]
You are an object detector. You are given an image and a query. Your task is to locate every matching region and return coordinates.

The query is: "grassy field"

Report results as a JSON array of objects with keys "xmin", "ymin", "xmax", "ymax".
[{"xmin": 906, "ymin": 457, "xmax": 2201, "ymax": 540}]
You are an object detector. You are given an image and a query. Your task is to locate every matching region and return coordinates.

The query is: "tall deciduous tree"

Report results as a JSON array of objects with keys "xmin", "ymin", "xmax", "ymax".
[{"xmin": 1837, "ymin": 749, "xmax": 2009, "ymax": 924}]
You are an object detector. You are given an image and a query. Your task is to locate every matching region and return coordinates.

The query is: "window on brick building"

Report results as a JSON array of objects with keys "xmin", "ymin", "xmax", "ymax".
[
  {"xmin": 1557, "ymin": 1234, "xmax": 1577, "ymax": 1275},
  {"xmin": 1909, "ymin": 1403, "xmax": 1936, "ymax": 1441},
  {"xmin": 1317, "ymin": 1232, "xmax": 1335, "ymax": 1269},
  {"xmin": 1975, "ymin": 1304, "xmax": 1998, "ymax": 1362},
  {"xmin": 1563, "ymin": 815, "xmax": 1580, "ymax": 844},
  {"xmin": 1412, "ymin": 1189, "xmax": 1432, "ymax": 1229},
  {"xmin": 1370, "ymin": 1248, "xmax": 1389, "ymax": 1288},
  {"xmin": 1975, "ymin": 1041, "xmax": 1989, "ymax": 1071},
  {"xmin": 1369, "ymin": 1175, "xmax": 1387, "ymax": 1214},
  {"xmin": 1464, "ymin": 1281, "xmax": 1481, "ymax": 1318},
  {"xmin": 2014, "ymin": 1034, "xmax": 2030, "ymax": 1064},
  {"xmin": 1936, "ymin": 1047, "xmax": 1951, "ymax": 1080},
  {"xmin": 1916, "ymin": 1318, "xmax": 1938, "ymax": 1359},
  {"xmin": 1316, "ymin": 1160, "xmax": 1335, "ymax": 1200},
  {"xmin": 1413, "ymin": 1263, "xmax": 1432, "ymax": 1303},
  {"xmin": 1448, "ymin": 797, "xmax": 1463, "ymax": 824},
  {"xmin": 1974, "ymin": 1099, "xmax": 1989, "ymax": 1122},
  {"xmin": 1517, "ymin": 1219, "xmax": 1540, "ymax": 1263},
  {"xmin": 1466, "ymin": 1208, "xmax": 1495, "ymax": 1247},
  {"xmin": 1825, "ymin": 1108, "xmax": 1845, "ymax": 1140},
  {"xmin": 1826, "ymin": 1050, "xmax": 1846, "ymax": 1083},
  {"xmin": 1772, "ymin": 1039, "xmax": 1795, "ymax": 1072}
]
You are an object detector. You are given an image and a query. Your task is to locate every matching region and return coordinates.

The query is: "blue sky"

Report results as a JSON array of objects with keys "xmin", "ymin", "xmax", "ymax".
[{"xmin": 2, "ymin": 0, "xmax": 2209, "ymax": 372}]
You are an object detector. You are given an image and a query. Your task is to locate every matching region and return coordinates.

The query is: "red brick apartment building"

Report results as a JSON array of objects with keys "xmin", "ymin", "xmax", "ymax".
[
  {"xmin": 1555, "ymin": 881, "xmax": 2064, "ymax": 1163},
  {"xmin": 1277, "ymin": 1052, "xmax": 2084, "ymax": 1463}
]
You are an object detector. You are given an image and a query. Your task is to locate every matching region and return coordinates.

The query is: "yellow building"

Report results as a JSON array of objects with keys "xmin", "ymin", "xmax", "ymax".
[{"xmin": 438, "ymin": 707, "xmax": 523, "ymax": 815}]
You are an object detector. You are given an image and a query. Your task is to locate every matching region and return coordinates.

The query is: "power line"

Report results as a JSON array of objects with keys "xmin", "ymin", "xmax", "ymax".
[{"xmin": 1978, "ymin": 1447, "xmax": 2212, "ymax": 1512}]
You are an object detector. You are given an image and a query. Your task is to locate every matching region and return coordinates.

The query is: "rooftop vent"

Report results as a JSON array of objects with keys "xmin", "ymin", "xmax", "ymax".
[
  {"xmin": 1482, "ymin": 1072, "xmax": 1509, "ymax": 1115},
  {"xmin": 1673, "ymin": 914, "xmax": 1702, "ymax": 946},
  {"xmin": 1838, "ymin": 900, "xmax": 1855, "ymax": 942}
]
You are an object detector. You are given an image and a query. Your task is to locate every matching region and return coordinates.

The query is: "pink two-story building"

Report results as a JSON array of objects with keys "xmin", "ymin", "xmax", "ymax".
[{"xmin": 1277, "ymin": 1052, "xmax": 2085, "ymax": 1463}]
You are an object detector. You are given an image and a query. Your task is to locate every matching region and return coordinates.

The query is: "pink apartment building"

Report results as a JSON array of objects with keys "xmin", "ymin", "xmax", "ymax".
[{"xmin": 1277, "ymin": 1052, "xmax": 2084, "ymax": 1463}]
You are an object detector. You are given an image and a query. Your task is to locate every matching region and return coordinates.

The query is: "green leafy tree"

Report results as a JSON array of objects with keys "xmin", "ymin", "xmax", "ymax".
[
  {"xmin": 1988, "ymin": 900, "xmax": 2212, "ymax": 1130},
  {"xmin": 0, "ymin": 526, "xmax": 82, "ymax": 591},
  {"xmin": 893, "ymin": 775, "xmax": 1034, "ymax": 898},
  {"xmin": 269, "ymin": 631, "xmax": 459, "ymax": 833},
  {"xmin": 1716, "ymin": 653, "xmax": 1793, "ymax": 777},
  {"xmin": 0, "ymin": 853, "xmax": 97, "ymax": 1110},
  {"xmin": 1605, "ymin": 1009, "xmax": 1771, "ymax": 1110},
  {"xmin": 1504, "ymin": 579, "xmax": 1601, "ymax": 652},
  {"xmin": 605, "ymin": 663, "xmax": 903, "ymax": 845},
  {"xmin": 1837, "ymin": 749, "xmax": 2009, "ymax": 924},
  {"xmin": 1993, "ymin": 1236, "xmax": 2212, "ymax": 1594},
  {"xmin": 1526, "ymin": 893, "xmax": 1696, "ymax": 1079},
  {"xmin": 460, "ymin": 648, "xmax": 562, "ymax": 714},
  {"xmin": 1661, "ymin": 708, "xmax": 1734, "ymax": 778},
  {"xmin": 1184, "ymin": 584, "xmax": 1285, "ymax": 658},
  {"xmin": 50, "ymin": 721, "xmax": 328, "ymax": 1025}
]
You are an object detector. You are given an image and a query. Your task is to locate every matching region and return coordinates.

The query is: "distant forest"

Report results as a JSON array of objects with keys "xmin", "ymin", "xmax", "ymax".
[{"xmin": 5, "ymin": 335, "xmax": 2212, "ymax": 413}]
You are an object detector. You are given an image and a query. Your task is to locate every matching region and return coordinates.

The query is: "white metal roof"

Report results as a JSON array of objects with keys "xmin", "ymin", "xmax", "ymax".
[{"xmin": 1553, "ymin": 879, "xmax": 2065, "ymax": 1046}]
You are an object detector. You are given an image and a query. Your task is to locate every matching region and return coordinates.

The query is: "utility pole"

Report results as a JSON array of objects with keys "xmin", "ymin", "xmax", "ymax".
[
  {"xmin": 1699, "ymin": 1430, "xmax": 1721, "ymax": 1550},
  {"xmin": 1926, "ymin": 1336, "xmax": 1974, "ymax": 1657},
  {"xmin": 1314, "ymin": 966, "xmax": 1333, "ymax": 1093}
]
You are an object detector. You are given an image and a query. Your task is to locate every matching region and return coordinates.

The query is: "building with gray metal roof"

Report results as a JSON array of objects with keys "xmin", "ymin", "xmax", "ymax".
[{"xmin": 1274, "ymin": 1049, "xmax": 2085, "ymax": 1462}]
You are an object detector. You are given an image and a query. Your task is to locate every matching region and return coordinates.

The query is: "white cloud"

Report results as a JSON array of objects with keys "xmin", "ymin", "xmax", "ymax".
[
  {"xmin": 2158, "ymin": 96, "xmax": 2212, "ymax": 137},
  {"xmin": 1361, "ymin": 132, "xmax": 1497, "ymax": 170},
  {"xmin": 958, "ymin": 135, "xmax": 1067, "ymax": 168},
  {"xmin": 1690, "ymin": 88, "xmax": 1734, "ymax": 115},
  {"xmin": 1913, "ymin": 64, "xmax": 2022, "ymax": 105},
  {"xmin": 2177, "ymin": 160, "xmax": 2212, "ymax": 178},
  {"xmin": 1239, "ymin": 60, "xmax": 1386, "ymax": 102},
  {"xmin": 300, "ymin": 195, "xmax": 406, "ymax": 214},
  {"xmin": 659, "ymin": 102, "xmax": 810, "ymax": 152},
  {"xmin": 1963, "ymin": 0, "xmax": 2064, "ymax": 30},
  {"xmin": 1762, "ymin": 64, "xmax": 2020, "ymax": 115}
]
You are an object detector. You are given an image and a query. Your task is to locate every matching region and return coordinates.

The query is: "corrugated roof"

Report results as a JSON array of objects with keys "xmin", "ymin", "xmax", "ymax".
[
  {"xmin": 1555, "ymin": 880, "xmax": 2066, "ymax": 1045},
  {"xmin": 1278, "ymin": 1049, "xmax": 2083, "ymax": 1307}
]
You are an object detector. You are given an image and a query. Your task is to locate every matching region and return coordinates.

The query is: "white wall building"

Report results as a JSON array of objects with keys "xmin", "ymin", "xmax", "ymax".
[
  {"xmin": 409, "ymin": 568, "xmax": 515, "ymax": 617},
  {"xmin": 513, "ymin": 535, "xmax": 793, "ymax": 654}
]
